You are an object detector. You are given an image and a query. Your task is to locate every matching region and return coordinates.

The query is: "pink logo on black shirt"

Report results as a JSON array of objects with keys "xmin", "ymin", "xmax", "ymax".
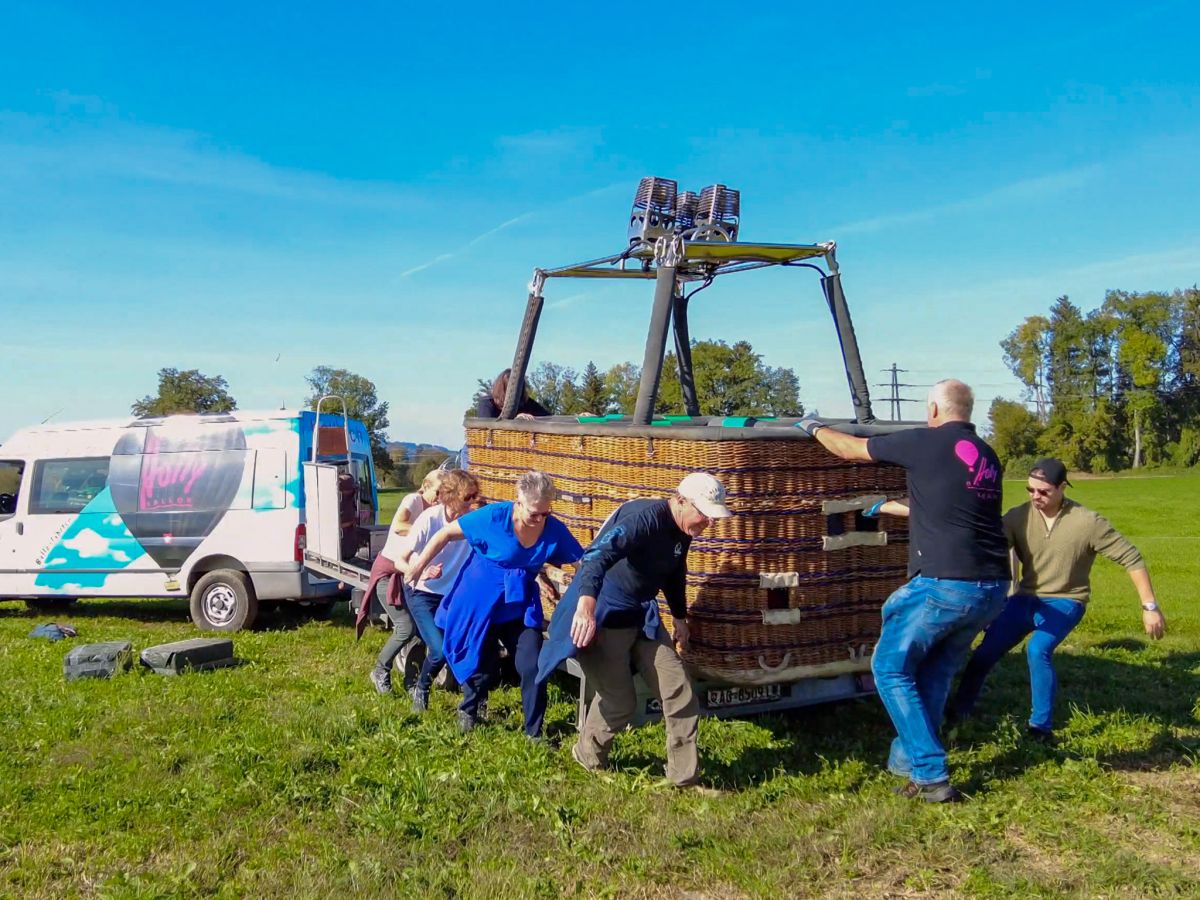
[{"xmin": 954, "ymin": 439, "xmax": 1000, "ymax": 499}]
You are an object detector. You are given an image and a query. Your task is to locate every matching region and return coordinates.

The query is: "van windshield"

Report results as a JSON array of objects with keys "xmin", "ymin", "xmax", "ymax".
[{"xmin": 0, "ymin": 460, "xmax": 24, "ymax": 516}]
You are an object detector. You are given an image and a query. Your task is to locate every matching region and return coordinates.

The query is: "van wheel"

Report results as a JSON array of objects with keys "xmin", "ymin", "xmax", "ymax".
[
  {"xmin": 190, "ymin": 569, "xmax": 258, "ymax": 632},
  {"xmin": 25, "ymin": 597, "xmax": 78, "ymax": 611}
]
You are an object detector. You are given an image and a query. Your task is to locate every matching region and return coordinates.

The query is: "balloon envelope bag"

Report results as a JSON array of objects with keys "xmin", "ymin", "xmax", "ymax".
[
  {"xmin": 140, "ymin": 638, "xmax": 236, "ymax": 675},
  {"xmin": 63, "ymin": 640, "xmax": 134, "ymax": 681}
]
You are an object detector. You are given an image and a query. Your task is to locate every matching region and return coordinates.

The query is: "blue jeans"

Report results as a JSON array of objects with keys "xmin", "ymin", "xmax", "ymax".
[
  {"xmin": 872, "ymin": 576, "xmax": 1008, "ymax": 785},
  {"xmin": 407, "ymin": 588, "xmax": 446, "ymax": 695},
  {"xmin": 953, "ymin": 593, "xmax": 1087, "ymax": 732},
  {"xmin": 460, "ymin": 617, "xmax": 547, "ymax": 737}
]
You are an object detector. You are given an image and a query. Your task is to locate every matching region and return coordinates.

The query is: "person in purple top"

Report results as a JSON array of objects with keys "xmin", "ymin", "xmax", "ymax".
[
  {"xmin": 799, "ymin": 379, "xmax": 1009, "ymax": 802},
  {"xmin": 407, "ymin": 471, "xmax": 582, "ymax": 736}
]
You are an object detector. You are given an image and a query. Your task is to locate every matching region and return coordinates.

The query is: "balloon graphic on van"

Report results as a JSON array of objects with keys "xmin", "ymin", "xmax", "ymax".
[{"xmin": 107, "ymin": 419, "xmax": 247, "ymax": 568}]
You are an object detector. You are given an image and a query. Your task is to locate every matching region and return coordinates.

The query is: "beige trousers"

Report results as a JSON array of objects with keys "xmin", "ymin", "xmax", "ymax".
[{"xmin": 576, "ymin": 626, "xmax": 700, "ymax": 786}]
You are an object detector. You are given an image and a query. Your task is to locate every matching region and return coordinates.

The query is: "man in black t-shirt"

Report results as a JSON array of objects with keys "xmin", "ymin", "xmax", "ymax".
[
  {"xmin": 536, "ymin": 472, "xmax": 733, "ymax": 788},
  {"xmin": 799, "ymin": 379, "xmax": 1009, "ymax": 802}
]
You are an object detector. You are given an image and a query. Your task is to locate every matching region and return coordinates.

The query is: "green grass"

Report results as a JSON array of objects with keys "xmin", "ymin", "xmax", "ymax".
[{"xmin": 2, "ymin": 479, "xmax": 1199, "ymax": 897}]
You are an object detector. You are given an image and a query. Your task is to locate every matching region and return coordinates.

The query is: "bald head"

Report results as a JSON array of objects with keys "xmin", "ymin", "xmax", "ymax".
[{"xmin": 927, "ymin": 379, "xmax": 974, "ymax": 425}]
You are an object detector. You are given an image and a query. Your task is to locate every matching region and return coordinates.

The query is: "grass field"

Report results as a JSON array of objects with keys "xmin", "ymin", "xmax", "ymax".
[{"xmin": 2, "ymin": 477, "xmax": 1198, "ymax": 898}]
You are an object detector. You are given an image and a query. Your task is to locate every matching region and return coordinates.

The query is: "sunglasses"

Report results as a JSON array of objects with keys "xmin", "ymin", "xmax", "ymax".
[
  {"xmin": 1026, "ymin": 486, "xmax": 1055, "ymax": 497},
  {"xmin": 521, "ymin": 501, "xmax": 551, "ymax": 520}
]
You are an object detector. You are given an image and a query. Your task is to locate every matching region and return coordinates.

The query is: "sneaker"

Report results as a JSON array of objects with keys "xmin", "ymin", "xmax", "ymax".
[
  {"xmin": 662, "ymin": 780, "xmax": 724, "ymax": 798},
  {"xmin": 409, "ymin": 687, "xmax": 428, "ymax": 713},
  {"xmin": 369, "ymin": 668, "xmax": 392, "ymax": 695},
  {"xmin": 456, "ymin": 710, "xmax": 478, "ymax": 733},
  {"xmin": 895, "ymin": 780, "xmax": 964, "ymax": 803},
  {"xmin": 1026, "ymin": 725, "xmax": 1055, "ymax": 744},
  {"xmin": 571, "ymin": 742, "xmax": 601, "ymax": 773}
]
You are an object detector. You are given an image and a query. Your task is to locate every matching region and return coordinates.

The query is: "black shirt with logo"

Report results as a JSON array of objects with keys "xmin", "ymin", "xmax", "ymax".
[
  {"xmin": 866, "ymin": 421, "xmax": 1009, "ymax": 581},
  {"xmin": 573, "ymin": 498, "xmax": 691, "ymax": 627}
]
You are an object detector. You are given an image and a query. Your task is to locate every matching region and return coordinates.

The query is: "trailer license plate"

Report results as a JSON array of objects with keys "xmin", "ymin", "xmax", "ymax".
[{"xmin": 706, "ymin": 684, "xmax": 784, "ymax": 709}]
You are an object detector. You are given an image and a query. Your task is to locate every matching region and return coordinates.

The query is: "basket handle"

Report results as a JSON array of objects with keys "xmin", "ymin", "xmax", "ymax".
[{"xmin": 757, "ymin": 651, "xmax": 793, "ymax": 673}]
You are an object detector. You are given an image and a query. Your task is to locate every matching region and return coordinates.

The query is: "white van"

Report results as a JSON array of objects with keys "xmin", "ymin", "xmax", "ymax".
[{"xmin": 0, "ymin": 409, "xmax": 378, "ymax": 631}]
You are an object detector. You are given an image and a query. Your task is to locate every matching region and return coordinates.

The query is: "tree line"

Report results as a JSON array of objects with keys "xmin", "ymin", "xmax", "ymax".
[
  {"xmin": 990, "ymin": 287, "xmax": 1200, "ymax": 474},
  {"xmin": 131, "ymin": 339, "xmax": 801, "ymax": 494},
  {"xmin": 486, "ymin": 339, "xmax": 804, "ymax": 418}
]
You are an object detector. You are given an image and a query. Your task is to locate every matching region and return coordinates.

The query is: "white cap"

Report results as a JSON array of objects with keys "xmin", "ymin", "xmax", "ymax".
[{"xmin": 677, "ymin": 472, "xmax": 733, "ymax": 519}]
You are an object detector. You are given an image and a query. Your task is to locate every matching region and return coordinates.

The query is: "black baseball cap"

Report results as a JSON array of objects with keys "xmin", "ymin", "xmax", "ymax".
[{"xmin": 1029, "ymin": 458, "xmax": 1072, "ymax": 487}]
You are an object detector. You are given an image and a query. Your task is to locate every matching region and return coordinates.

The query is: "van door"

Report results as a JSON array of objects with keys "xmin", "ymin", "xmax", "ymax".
[
  {"xmin": 0, "ymin": 459, "xmax": 30, "ymax": 591},
  {"xmin": 21, "ymin": 456, "xmax": 150, "ymax": 597}
]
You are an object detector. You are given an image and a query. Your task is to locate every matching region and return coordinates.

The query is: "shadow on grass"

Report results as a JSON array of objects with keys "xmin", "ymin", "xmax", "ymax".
[
  {"xmin": 588, "ymin": 648, "xmax": 1200, "ymax": 791},
  {"xmin": 953, "ymin": 649, "xmax": 1200, "ymax": 790},
  {"xmin": 1, "ymin": 596, "xmax": 355, "ymax": 634}
]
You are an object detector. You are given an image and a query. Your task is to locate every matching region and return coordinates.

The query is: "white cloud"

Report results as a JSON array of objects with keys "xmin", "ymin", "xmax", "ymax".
[
  {"xmin": 62, "ymin": 528, "xmax": 129, "ymax": 561},
  {"xmin": 832, "ymin": 164, "xmax": 1104, "ymax": 236}
]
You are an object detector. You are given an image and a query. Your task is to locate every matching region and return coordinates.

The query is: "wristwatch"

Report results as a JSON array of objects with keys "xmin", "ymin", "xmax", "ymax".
[{"xmin": 1142, "ymin": 601, "xmax": 1159, "ymax": 612}]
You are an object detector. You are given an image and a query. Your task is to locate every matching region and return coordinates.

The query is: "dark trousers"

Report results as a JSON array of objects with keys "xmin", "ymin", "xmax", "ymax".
[{"xmin": 460, "ymin": 618, "xmax": 546, "ymax": 737}]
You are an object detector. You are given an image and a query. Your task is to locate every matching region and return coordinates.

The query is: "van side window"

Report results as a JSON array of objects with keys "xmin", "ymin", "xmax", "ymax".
[
  {"xmin": 30, "ymin": 458, "xmax": 111, "ymax": 515},
  {"xmin": 0, "ymin": 460, "xmax": 24, "ymax": 516}
]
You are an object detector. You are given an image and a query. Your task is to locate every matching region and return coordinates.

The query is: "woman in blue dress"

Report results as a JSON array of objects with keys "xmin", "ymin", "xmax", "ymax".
[{"xmin": 407, "ymin": 471, "xmax": 582, "ymax": 736}]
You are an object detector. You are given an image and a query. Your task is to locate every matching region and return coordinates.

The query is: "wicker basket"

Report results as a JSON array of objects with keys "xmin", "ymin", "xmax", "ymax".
[{"xmin": 467, "ymin": 420, "xmax": 909, "ymax": 686}]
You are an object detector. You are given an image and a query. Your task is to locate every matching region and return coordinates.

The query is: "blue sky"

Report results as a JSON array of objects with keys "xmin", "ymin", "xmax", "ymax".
[{"xmin": 2, "ymin": 1, "xmax": 1198, "ymax": 448}]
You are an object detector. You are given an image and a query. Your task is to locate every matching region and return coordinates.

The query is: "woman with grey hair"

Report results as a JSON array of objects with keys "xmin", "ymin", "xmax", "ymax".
[{"xmin": 407, "ymin": 470, "xmax": 583, "ymax": 735}]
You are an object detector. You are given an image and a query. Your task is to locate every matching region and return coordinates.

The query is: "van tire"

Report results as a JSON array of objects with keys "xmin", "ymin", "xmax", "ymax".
[
  {"xmin": 25, "ymin": 597, "xmax": 78, "ymax": 611},
  {"xmin": 190, "ymin": 569, "xmax": 258, "ymax": 632}
]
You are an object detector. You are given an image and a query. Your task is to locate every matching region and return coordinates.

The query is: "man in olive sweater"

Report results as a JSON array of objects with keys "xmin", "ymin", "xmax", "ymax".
[{"xmin": 952, "ymin": 458, "xmax": 1167, "ymax": 738}]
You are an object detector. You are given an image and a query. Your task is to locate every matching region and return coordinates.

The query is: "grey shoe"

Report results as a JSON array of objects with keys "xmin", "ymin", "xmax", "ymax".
[
  {"xmin": 457, "ymin": 710, "xmax": 478, "ymax": 733},
  {"xmin": 895, "ymin": 780, "xmax": 964, "ymax": 803},
  {"xmin": 571, "ymin": 742, "xmax": 601, "ymax": 773},
  {"xmin": 409, "ymin": 687, "xmax": 428, "ymax": 713},
  {"xmin": 369, "ymin": 668, "xmax": 392, "ymax": 695}
]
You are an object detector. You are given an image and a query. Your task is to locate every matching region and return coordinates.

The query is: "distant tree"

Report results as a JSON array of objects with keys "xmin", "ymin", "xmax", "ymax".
[
  {"xmin": 577, "ymin": 361, "xmax": 612, "ymax": 415},
  {"xmin": 1001, "ymin": 314, "xmax": 1051, "ymax": 417},
  {"xmin": 988, "ymin": 398, "xmax": 1043, "ymax": 466},
  {"xmin": 525, "ymin": 362, "xmax": 579, "ymax": 414},
  {"xmin": 657, "ymin": 340, "xmax": 803, "ymax": 416},
  {"xmin": 305, "ymin": 366, "xmax": 392, "ymax": 477},
  {"xmin": 132, "ymin": 368, "xmax": 236, "ymax": 417},
  {"xmin": 604, "ymin": 362, "xmax": 641, "ymax": 414},
  {"xmin": 1104, "ymin": 290, "xmax": 1171, "ymax": 468},
  {"xmin": 760, "ymin": 365, "xmax": 805, "ymax": 417},
  {"xmin": 409, "ymin": 451, "xmax": 450, "ymax": 488}
]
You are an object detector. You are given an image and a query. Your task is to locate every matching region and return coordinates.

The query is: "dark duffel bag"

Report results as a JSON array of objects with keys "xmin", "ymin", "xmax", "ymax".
[
  {"xmin": 140, "ymin": 638, "xmax": 236, "ymax": 675},
  {"xmin": 64, "ymin": 641, "xmax": 134, "ymax": 681}
]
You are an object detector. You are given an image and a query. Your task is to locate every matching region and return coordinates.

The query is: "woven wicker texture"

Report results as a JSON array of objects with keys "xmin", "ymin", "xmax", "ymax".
[{"xmin": 467, "ymin": 426, "xmax": 909, "ymax": 685}]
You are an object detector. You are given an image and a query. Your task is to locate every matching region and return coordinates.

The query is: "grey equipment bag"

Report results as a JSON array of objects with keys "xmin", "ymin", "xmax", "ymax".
[
  {"xmin": 140, "ymin": 638, "xmax": 236, "ymax": 675},
  {"xmin": 64, "ymin": 641, "xmax": 134, "ymax": 681}
]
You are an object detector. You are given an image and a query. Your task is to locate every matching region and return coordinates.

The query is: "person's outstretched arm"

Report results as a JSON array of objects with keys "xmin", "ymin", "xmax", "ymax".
[
  {"xmin": 407, "ymin": 521, "xmax": 464, "ymax": 583},
  {"xmin": 797, "ymin": 418, "xmax": 873, "ymax": 461}
]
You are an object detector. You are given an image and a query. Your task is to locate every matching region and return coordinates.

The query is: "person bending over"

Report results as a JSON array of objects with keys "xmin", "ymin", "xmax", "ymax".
[
  {"xmin": 951, "ymin": 458, "xmax": 1166, "ymax": 740},
  {"xmin": 538, "ymin": 473, "xmax": 732, "ymax": 788},
  {"xmin": 407, "ymin": 471, "xmax": 582, "ymax": 736}
]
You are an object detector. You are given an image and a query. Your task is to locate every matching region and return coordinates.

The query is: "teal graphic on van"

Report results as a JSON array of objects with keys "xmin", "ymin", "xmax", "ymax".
[{"xmin": 35, "ymin": 486, "xmax": 146, "ymax": 591}]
